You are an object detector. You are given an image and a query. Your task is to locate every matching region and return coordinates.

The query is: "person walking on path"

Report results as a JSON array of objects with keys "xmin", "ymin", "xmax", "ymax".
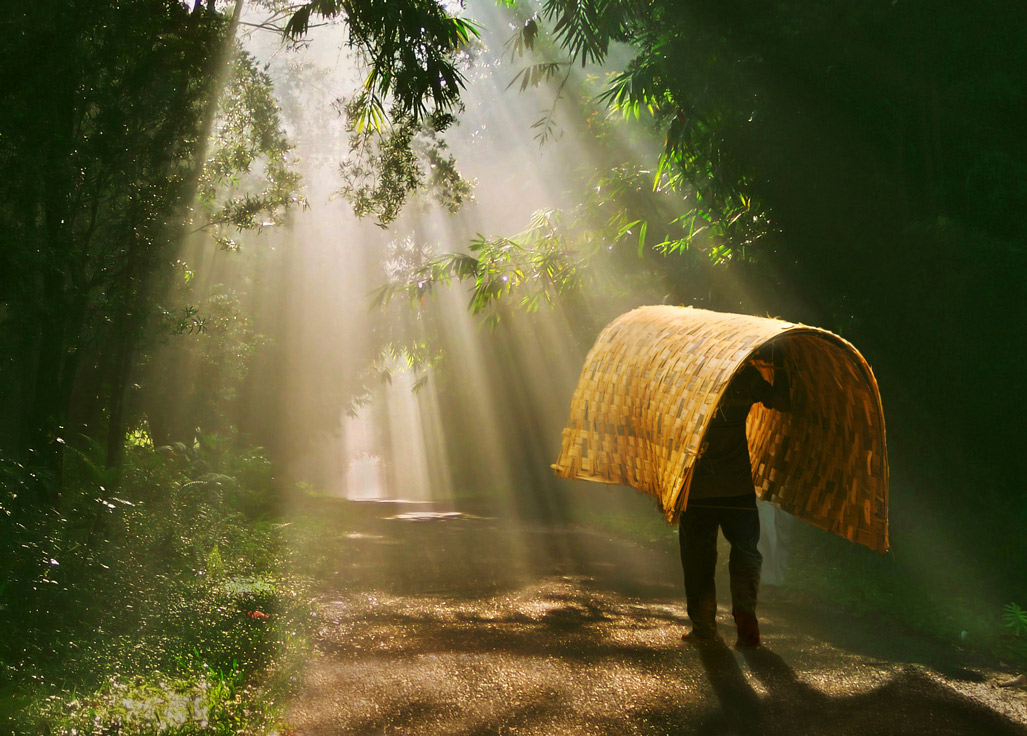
[{"xmin": 680, "ymin": 346, "xmax": 790, "ymax": 648}]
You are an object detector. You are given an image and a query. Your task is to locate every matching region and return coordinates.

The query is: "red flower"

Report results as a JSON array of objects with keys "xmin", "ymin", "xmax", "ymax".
[{"xmin": 246, "ymin": 610, "xmax": 269, "ymax": 620}]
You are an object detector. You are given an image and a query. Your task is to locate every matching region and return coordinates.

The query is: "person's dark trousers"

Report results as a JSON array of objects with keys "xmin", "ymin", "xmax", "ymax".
[{"xmin": 678, "ymin": 493, "xmax": 762, "ymax": 637}]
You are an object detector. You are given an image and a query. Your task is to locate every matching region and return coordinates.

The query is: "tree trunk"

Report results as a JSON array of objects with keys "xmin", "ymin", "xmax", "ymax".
[
  {"xmin": 104, "ymin": 222, "xmax": 147, "ymax": 470},
  {"xmin": 27, "ymin": 317, "xmax": 67, "ymax": 505},
  {"xmin": 104, "ymin": 327, "xmax": 136, "ymax": 469}
]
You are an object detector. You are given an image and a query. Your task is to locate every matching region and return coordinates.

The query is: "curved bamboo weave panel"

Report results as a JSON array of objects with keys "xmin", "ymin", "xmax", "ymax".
[{"xmin": 553, "ymin": 305, "xmax": 889, "ymax": 552}]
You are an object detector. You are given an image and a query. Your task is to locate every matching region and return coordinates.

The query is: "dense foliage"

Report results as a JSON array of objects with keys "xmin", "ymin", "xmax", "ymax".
[
  {"xmin": 0, "ymin": 0, "xmax": 300, "ymax": 494},
  {"xmin": 0, "ymin": 2, "xmax": 304, "ymax": 732},
  {"xmin": 0, "ymin": 437, "xmax": 306, "ymax": 734}
]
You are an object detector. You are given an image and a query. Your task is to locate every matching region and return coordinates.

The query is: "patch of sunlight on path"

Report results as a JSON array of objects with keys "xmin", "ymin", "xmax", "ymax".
[{"xmin": 285, "ymin": 505, "xmax": 1027, "ymax": 736}]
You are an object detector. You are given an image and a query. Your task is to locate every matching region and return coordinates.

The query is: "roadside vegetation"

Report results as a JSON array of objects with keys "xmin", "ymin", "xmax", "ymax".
[
  {"xmin": 1, "ymin": 5, "xmax": 307, "ymax": 730},
  {"xmin": 0, "ymin": 436, "xmax": 311, "ymax": 735}
]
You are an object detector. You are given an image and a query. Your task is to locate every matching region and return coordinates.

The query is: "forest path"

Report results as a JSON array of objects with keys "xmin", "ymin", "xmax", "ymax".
[{"xmin": 286, "ymin": 497, "xmax": 1027, "ymax": 735}]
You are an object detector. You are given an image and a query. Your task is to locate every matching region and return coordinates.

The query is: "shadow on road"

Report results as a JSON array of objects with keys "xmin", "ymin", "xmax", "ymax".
[
  {"xmin": 292, "ymin": 575, "xmax": 1027, "ymax": 736},
  {"xmin": 287, "ymin": 500, "xmax": 1027, "ymax": 735},
  {"xmin": 691, "ymin": 640, "xmax": 1026, "ymax": 736}
]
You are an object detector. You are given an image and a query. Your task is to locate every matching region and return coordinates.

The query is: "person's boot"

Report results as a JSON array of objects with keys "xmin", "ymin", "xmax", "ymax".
[
  {"xmin": 681, "ymin": 622, "xmax": 718, "ymax": 643},
  {"xmin": 733, "ymin": 610, "xmax": 760, "ymax": 648}
]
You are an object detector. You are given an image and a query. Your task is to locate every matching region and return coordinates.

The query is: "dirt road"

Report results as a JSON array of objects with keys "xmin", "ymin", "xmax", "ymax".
[{"xmin": 287, "ymin": 499, "xmax": 1027, "ymax": 735}]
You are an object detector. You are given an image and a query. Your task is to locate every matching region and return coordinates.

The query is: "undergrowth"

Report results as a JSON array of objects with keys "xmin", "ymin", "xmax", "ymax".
[
  {"xmin": 0, "ymin": 436, "xmax": 312, "ymax": 735},
  {"xmin": 783, "ymin": 522, "xmax": 1027, "ymax": 672},
  {"xmin": 573, "ymin": 507, "xmax": 677, "ymax": 546}
]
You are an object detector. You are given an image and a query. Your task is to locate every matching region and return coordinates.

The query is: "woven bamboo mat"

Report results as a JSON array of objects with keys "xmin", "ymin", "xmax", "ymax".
[{"xmin": 552, "ymin": 305, "xmax": 889, "ymax": 552}]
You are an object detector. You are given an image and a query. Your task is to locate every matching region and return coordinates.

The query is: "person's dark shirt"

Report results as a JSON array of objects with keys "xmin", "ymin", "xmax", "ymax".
[{"xmin": 688, "ymin": 363, "xmax": 790, "ymax": 503}]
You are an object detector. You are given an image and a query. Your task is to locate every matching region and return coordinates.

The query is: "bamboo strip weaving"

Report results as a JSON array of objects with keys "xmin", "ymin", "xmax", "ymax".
[{"xmin": 552, "ymin": 306, "xmax": 889, "ymax": 552}]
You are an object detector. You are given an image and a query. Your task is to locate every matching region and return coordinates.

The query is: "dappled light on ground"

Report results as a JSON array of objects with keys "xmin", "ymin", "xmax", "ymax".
[{"xmin": 287, "ymin": 499, "xmax": 1027, "ymax": 735}]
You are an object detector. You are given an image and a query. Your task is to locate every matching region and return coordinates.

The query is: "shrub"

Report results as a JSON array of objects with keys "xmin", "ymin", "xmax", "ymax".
[{"xmin": 0, "ymin": 437, "xmax": 308, "ymax": 734}]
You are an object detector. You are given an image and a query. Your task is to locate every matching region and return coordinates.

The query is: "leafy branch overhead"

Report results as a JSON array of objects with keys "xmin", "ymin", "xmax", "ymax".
[
  {"xmin": 371, "ymin": 160, "xmax": 716, "ymax": 327},
  {"xmin": 196, "ymin": 46, "xmax": 305, "ymax": 250},
  {"xmin": 285, "ymin": 0, "xmax": 480, "ymax": 125},
  {"xmin": 336, "ymin": 102, "xmax": 472, "ymax": 226},
  {"xmin": 284, "ymin": 2, "xmax": 477, "ymax": 225},
  {"xmin": 373, "ymin": 211, "xmax": 587, "ymax": 328}
]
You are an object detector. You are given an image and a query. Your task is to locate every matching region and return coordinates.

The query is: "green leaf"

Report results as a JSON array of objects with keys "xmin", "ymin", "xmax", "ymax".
[{"xmin": 1003, "ymin": 602, "xmax": 1027, "ymax": 637}]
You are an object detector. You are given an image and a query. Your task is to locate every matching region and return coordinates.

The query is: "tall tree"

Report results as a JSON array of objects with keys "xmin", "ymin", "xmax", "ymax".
[{"xmin": 0, "ymin": 0, "xmax": 299, "ymax": 499}]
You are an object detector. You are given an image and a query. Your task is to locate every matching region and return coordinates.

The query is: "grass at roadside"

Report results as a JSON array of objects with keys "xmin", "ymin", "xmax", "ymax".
[
  {"xmin": 783, "ymin": 523, "xmax": 1027, "ymax": 673},
  {"xmin": 1, "ymin": 439, "xmax": 315, "ymax": 735}
]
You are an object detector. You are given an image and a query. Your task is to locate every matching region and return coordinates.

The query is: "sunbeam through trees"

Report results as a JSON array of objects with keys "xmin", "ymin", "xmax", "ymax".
[{"xmin": 2, "ymin": 0, "xmax": 1026, "ymax": 733}]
